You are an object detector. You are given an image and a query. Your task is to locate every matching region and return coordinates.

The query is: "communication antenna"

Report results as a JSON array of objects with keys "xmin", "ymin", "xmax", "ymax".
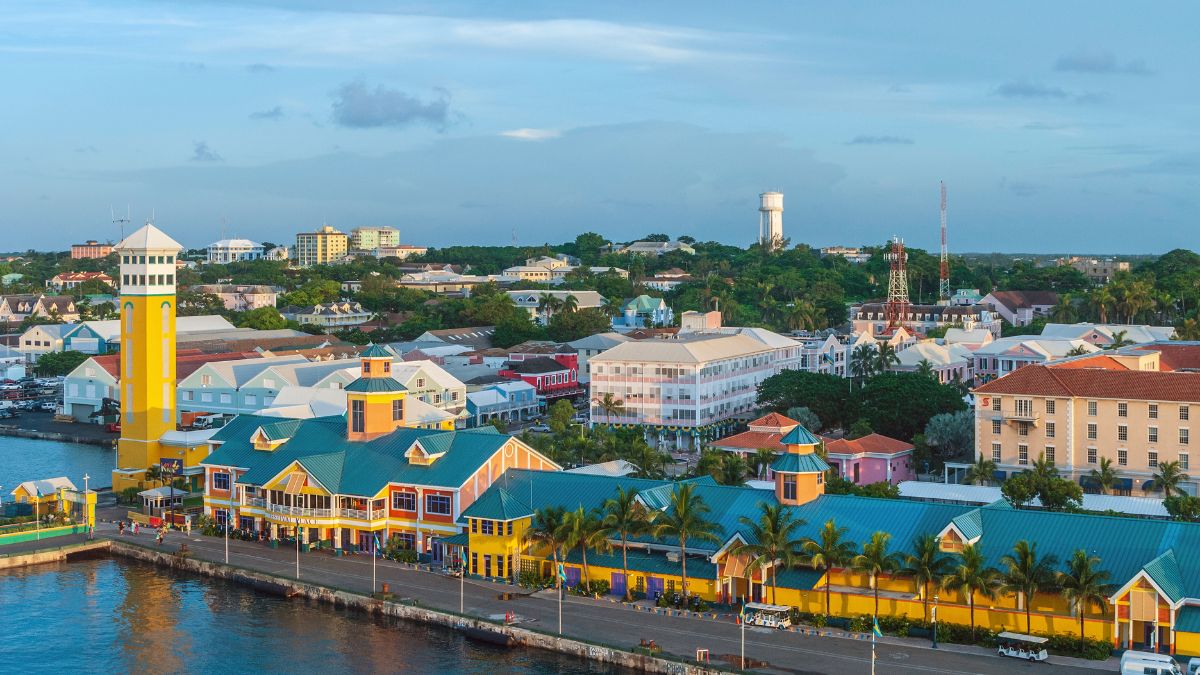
[
  {"xmin": 885, "ymin": 236, "xmax": 910, "ymax": 328},
  {"xmin": 938, "ymin": 181, "xmax": 950, "ymax": 304},
  {"xmin": 111, "ymin": 205, "xmax": 131, "ymax": 240},
  {"xmin": 511, "ymin": 227, "xmax": 518, "ymax": 246}
]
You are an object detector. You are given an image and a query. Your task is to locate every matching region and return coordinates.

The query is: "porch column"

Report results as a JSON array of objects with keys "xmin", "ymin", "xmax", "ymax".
[
  {"xmin": 1154, "ymin": 588, "xmax": 1160, "ymax": 652},
  {"xmin": 1113, "ymin": 598, "xmax": 1119, "ymax": 647},
  {"xmin": 1129, "ymin": 596, "xmax": 1134, "ymax": 649},
  {"xmin": 269, "ymin": 522, "xmax": 278, "ymax": 541},
  {"xmin": 301, "ymin": 526, "xmax": 309, "ymax": 546},
  {"xmin": 1170, "ymin": 605, "xmax": 1176, "ymax": 654},
  {"xmin": 333, "ymin": 527, "xmax": 342, "ymax": 552}
]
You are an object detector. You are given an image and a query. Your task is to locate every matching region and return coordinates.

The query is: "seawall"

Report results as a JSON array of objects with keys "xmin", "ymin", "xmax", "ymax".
[
  {"xmin": 109, "ymin": 541, "xmax": 725, "ymax": 674},
  {"xmin": 0, "ymin": 425, "xmax": 116, "ymax": 448},
  {"xmin": 0, "ymin": 539, "xmax": 111, "ymax": 570}
]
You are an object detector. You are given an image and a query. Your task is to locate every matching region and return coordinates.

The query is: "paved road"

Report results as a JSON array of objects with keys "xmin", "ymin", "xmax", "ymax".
[{"xmin": 91, "ymin": 523, "xmax": 1114, "ymax": 674}]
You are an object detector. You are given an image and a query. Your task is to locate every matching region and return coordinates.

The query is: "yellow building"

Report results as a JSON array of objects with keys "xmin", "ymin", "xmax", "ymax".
[{"xmin": 296, "ymin": 225, "xmax": 349, "ymax": 267}]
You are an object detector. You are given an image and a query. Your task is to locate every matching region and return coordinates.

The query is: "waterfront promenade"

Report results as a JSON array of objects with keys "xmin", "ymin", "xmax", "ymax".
[{"xmin": 81, "ymin": 523, "xmax": 1111, "ymax": 674}]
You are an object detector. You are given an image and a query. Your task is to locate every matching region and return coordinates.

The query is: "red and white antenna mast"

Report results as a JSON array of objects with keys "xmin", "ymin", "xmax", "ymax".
[
  {"xmin": 938, "ymin": 181, "xmax": 950, "ymax": 304},
  {"xmin": 885, "ymin": 236, "xmax": 910, "ymax": 328}
]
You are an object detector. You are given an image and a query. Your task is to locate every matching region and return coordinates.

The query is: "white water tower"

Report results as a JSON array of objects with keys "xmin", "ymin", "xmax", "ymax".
[{"xmin": 759, "ymin": 191, "xmax": 784, "ymax": 250}]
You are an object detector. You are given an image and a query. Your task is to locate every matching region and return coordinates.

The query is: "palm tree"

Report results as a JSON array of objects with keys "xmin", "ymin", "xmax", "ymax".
[
  {"xmin": 695, "ymin": 448, "xmax": 724, "ymax": 480},
  {"xmin": 801, "ymin": 519, "xmax": 858, "ymax": 616},
  {"xmin": 1107, "ymin": 329, "xmax": 1133, "ymax": 350},
  {"xmin": 1147, "ymin": 460, "xmax": 1190, "ymax": 498},
  {"xmin": 903, "ymin": 533, "xmax": 954, "ymax": 623},
  {"xmin": 1089, "ymin": 287, "xmax": 1114, "ymax": 324},
  {"xmin": 852, "ymin": 531, "xmax": 903, "ymax": 618},
  {"xmin": 1051, "ymin": 294, "xmax": 1077, "ymax": 323},
  {"xmin": 940, "ymin": 543, "xmax": 999, "ymax": 641},
  {"xmin": 751, "ymin": 447, "xmax": 777, "ymax": 479},
  {"xmin": 562, "ymin": 506, "xmax": 606, "ymax": 587},
  {"xmin": 914, "ymin": 359, "xmax": 936, "ymax": 380},
  {"xmin": 1058, "ymin": 550, "xmax": 1114, "ymax": 654},
  {"xmin": 850, "ymin": 344, "xmax": 877, "ymax": 381},
  {"xmin": 592, "ymin": 392, "xmax": 626, "ymax": 425},
  {"xmin": 599, "ymin": 487, "xmax": 652, "ymax": 600},
  {"xmin": 873, "ymin": 343, "xmax": 900, "ymax": 373},
  {"xmin": 560, "ymin": 294, "xmax": 580, "ymax": 314},
  {"xmin": 964, "ymin": 454, "xmax": 998, "ymax": 486},
  {"xmin": 1176, "ymin": 318, "xmax": 1200, "ymax": 342},
  {"xmin": 145, "ymin": 463, "xmax": 167, "ymax": 488},
  {"xmin": 538, "ymin": 294, "xmax": 563, "ymax": 321},
  {"xmin": 731, "ymin": 502, "xmax": 807, "ymax": 605},
  {"xmin": 524, "ymin": 506, "xmax": 569, "ymax": 587},
  {"xmin": 718, "ymin": 454, "xmax": 748, "ymax": 486},
  {"xmin": 999, "ymin": 540, "xmax": 1059, "ymax": 633},
  {"xmin": 1065, "ymin": 345, "xmax": 1091, "ymax": 357},
  {"xmin": 1089, "ymin": 457, "xmax": 1117, "ymax": 495},
  {"xmin": 652, "ymin": 483, "xmax": 723, "ymax": 601}
]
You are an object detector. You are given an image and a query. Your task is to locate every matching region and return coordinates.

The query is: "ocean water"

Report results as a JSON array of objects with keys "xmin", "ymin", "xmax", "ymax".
[
  {"xmin": 0, "ymin": 557, "xmax": 624, "ymax": 674},
  {"xmin": 0, "ymin": 436, "xmax": 114, "ymax": 493}
]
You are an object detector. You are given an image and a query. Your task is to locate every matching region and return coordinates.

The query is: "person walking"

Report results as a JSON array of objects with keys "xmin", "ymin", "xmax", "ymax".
[
  {"xmin": 156, "ymin": 527, "xmax": 165, "ymax": 546},
  {"xmin": 118, "ymin": 521, "xmax": 125, "ymax": 535}
]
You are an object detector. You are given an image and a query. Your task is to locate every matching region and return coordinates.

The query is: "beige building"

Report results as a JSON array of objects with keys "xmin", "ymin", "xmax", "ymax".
[
  {"xmin": 1059, "ymin": 256, "xmax": 1131, "ymax": 284},
  {"xmin": 295, "ymin": 225, "xmax": 349, "ymax": 267},
  {"xmin": 349, "ymin": 226, "xmax": 400, "ymax": 252},
  {"xmin": 973, "ymin": 344, "xmax": 1200, "ymax": 496}
]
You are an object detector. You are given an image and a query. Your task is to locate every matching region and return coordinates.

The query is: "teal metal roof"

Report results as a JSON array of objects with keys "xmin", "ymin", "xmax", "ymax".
[
  {"xmin": 258, "ymin": 419, "xmax": 304, "ymax": 442},
  {"xmin": 344, "ymin": 377, "xmax": 407, "ymax": 393},
  {"xmin": 492, "ymin": 469, "xmax": 672, "ymax": 516},
  {"xmin": 203, "ymin": 414, "xmax": 516, "ymax": 493},
  {"xmin": 1176, "ymin": 606, "xmax": 1200, "ymax": 634},
  {"xmin": 1142, "ymin": 550, "xmax": 1185, "ymax": 603},
  {"xmin": 774, "ymin": 567, "xmax": 823, "ymax": 591},
  {"xmin": 951, "ymin": 509, "xmax": 983, "ymax": 541},
  {"xmin": 780, "ymin": 425, "xmax": 821, "ymax": 446},
  {"xmin": 360, "ymin": 344, "xmax": 392, "ymax": 358},
  {"xmin": 636, "ymin": 476, "xmax": 718, "ymax": 511},
  {"xmin": 441, "ymin": 532, "xmax": 470, "ymax": 547},
  {"xmin": 622, "ymin": 295, "xmax": 662, "ymax": 313},
  {"xmin": 561, "ymin": 547, "xmax": 716, "ymax": 579},
  {"xmin": 459, "ymin": 487, "xmax": 532, "ymax": 522},
  {"xmin": 771, "ymin": 453, "xmax": 830, "ymax": 474}
]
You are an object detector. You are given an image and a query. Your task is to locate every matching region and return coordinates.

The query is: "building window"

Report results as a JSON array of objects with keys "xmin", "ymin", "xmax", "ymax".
[
  {"xmin": 1182, "ymin": 428, "xmax": 1190, "ymax": 445},
  {"xmin": 1018, "ymin": 444, "xmax": 1029, "ymax": 465},
  {"xmin": 1044, "ymin": 446, "xmax": 1055, "ymax": 464},
  {"xmin": 1045, "ymin": 399, "xmax": 1056, "ymax": 415},
  {"xmin": 1148, "ymin": 451, "xmax": 1158, "ymax": 468},
  {"xmin": 1045, "ymin": 421, "xmax": 1055, "ymax": 438},
  {"xmin": 992, "ymin": 443, "xmax": 1001, "ymax": 462},
  {"xmin": 1181, "ymin": 453, "xmax": 1190, "ymax": 471},
  {"xmin": 1087, "ymin": 447, "xmax": 1097, "ymax": 464},
  {"xmin": 213, "ymin": 472, "xmax": 230, "ymax": 491},
  {"xmin": 991, "ymin": 397, "xmax": 1001, "ymax": 412},
  {"xmin": 1018, "ymin": 423, "xmax": 1030, "ymax": 437},
  {"xmin": 1118, "ymin": 425, "xmax": 1128, "ymax": 442},
  {"xmin": 351, "ymin": 399, "xmax": 365, "ymax": 433},
  {"xmin": 506, "ymin": 521, "xmax": 513, "ymax": 536},
  {"xmin": 1182, "ymin": 406, "xmax": 1191, "ymax": 421},
  {"xmin": 782, "ymin": 475, "xmax": 796, "ymax": 501},
  {"xmin": 1117, "ymin": 402, "xmax": 1128, "ymax": 418},
  {"xmin": 1118, "ymin": 449, "xmax": 1128, "ymax": 466},
  {"xmin": 425, "ymin": 494, "xmax": 452, "ymax": 515},
  {"xmin": 391, "ymin": 492, "xmax": 415, "ymax": 511},
  {"xmin": 481, "ymin": 520, "xmax": 494, "ymax": 535},
  {"xmin": 1015, "ymin": 399, "xmax": 1033, "ymax": 417},
  {"xmin": 1149, "ymin": 427, "xmax": 1158, "ymax": 443},
  {"xmin": 470, "ymin": 519, "xmax": 477, "ymax": 533},
  {"xmin": 363, "ymin": 361, "xmax": 371, "ymax": 374},
  {"xmin": 245, "ymin": 394, "xmax": 257, "ymax": 406},
  {"xmin": 1087, "ymin": 423, "xmax": 1097, "ymax": 440},
  {"xmin": 182, "ymin": 391, "xmax": 193, "ymax": 402},
  {"xmin": 1150, "ymin": 404, "xmax": 1159, "ymax": 419},
  {"xmin": 392, "ymin": 399, "xmax": 404, "ymax": 421},
  {"xmin": 220, "ymin": 393, "xmax": 232, "ymax": 404},
  {"xmin": 991, "ymin": 420, "xmax": 1001, "ymax": 434},
  {"xmin": 1087, "ymin": 401, "xmax": 1097, "ymax": 416}
]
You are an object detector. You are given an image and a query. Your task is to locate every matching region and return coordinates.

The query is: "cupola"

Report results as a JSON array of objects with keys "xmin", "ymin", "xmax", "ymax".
[
  {"xmin": 771, "ymin": 425, "xmax": 829, "ymax": 505},
  {"xmin": 344, "ymin": 344, "xmax": 408, "ymax": 441}
]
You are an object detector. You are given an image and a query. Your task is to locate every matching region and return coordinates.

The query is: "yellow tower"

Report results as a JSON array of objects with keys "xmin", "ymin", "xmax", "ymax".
[
  {"xmin": 112, "ymin": 224, "xmax": 184, "ymax": 492},
  {"xmin": 345, "ymin": 344, "xmax": 409, "ymax": 442},
  {"xmin": 772, "ymin": 425, "xmax": 830, "ymax": 505}
]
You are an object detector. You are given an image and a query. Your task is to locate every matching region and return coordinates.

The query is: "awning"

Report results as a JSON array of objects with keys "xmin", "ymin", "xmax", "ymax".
[{"xmin": 440, "ymin": 532, "xmax": 470, "ymax": 547}]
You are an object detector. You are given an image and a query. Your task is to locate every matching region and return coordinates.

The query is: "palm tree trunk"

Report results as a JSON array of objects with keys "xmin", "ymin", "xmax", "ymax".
[
  {"xmin": 581, "ymin": 544, "xmax": 589, "ymax": 589},
  {"xmin": 770, "ymin": 565, "xmax": 777, "ymax": 605},
  {"xmin": 622, "ymin": 536, "xmax": 631, "ymax": 601},
  {"xmin": 873, "ymin": 575, "xmax": 879, "ymax": 618},
  {"xmin": 1079, "ymin": 606, "xmax": 1085, "ymax": 653},
  {"xmin": 825, "ymin": 573, "xmax": 831, "ymax": 615},
  {"xmin": 680, "ymin": 536, "xmax": 689, "ymax": 601},
  {"xmin": 922, "ymin": 580, "xmax": 930, "ymax": 623},
  {"xmin": 1025, "ymin": 594, "xmax": 1031, "ymax": 633},
  {"xmin": 969, "ymin": 596, "xmax": 975, "ymax": 641}
]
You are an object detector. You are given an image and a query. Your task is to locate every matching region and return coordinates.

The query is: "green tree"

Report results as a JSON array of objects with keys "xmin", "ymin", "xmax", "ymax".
[
  {"xmin": 34, "ymin": 350, "xmax": 90, "ymax": 376},
  {"xmin": 731, "ymin": 502, "xmax": 807, "ymax": 605},
  {"xmin": 599, "ymin": 487, "xmax": 653, "ymax": 600},
  {"xmin": 1164, "ymin": 494, "xmax": 1200, "ymax": 521},
  {"xmin": 546, "ymin": 308, "xmax": 610, "ymax": 342},
  {"xmin": 237, "ymin": 306, "xmax": 287, "ymax": 330},
  {"xmin": 757, "ymin": 370, "xmax": 854, "ymax": 431},
  {"xmin": 1146, "ymin": 460, "xmax": 1190, "ymax": 498},
  {"xmin": 999, "ymin": 540, "xmax": 1059, "ymax": 633},
  {"xmin": 847, "ymin": 418, "xmax": 874, "ymax": 439},
  {"xmin": 717, "ymin": 454, "xmax": 748, "ymax": 486},
  {"xmin": 562, "ymin": 506, "xmax": 606, "ymax": 587},
  {"xmin": 872, "ymin": 343, "xmax": 901, "ymax": 373},
  {"xmin": 493, "ymin": 313, "xmax": 545, "ymax": 348},
  {"xmin": 852, "ymin": 531, "xmax": 903, "ymax": 618},
  {"xmin": 801, "ymin": 518, "xmax": 858, "ymax": 616},
  {"xmin": 854, "ymin": 373, "xmax": 966, "ymax": 442},
  {"xmin": 524, "ymin": 506, "xmax": 569, "ymax": 588},
  {"xmin": 652, "ymin": 483, "xmax": 723, "ymax": 601},
  {"xmin": 785, "ymin": 406, "xmax": 822, "ymax": 433},
  {"xmin": 547, "ymin": 399, "xmax": 575, "ymax": 435},
  {"xmin": 913, "ymin": 359, "xmax": 936, "ymax": 380},
  {"xmin": 965, "ymin": 454, "xmax": 998, "ymax": 486},
  {"xmin": 750, "ymin": 447, "xmax": 778, "ymax": 480},
  {"xmin": 940, "ymin": 543, "xmax": 999, "ymax": 641},
  {"xmin": 923, "ymin": 410, "xmax": 975, "ymax": 460},
  {"xmin": 903, "ymin": 533, "xmax": 954, "ymax": 623},
  {"xmin": 592, "ymin": 392, "xmax": 626, "ymax": 425},
  {"xmin": 1057, "ymin": 550, "xmax": 1114, "ymax": 654}
]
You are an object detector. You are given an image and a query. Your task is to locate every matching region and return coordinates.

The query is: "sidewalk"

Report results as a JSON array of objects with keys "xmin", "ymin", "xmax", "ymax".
[{"xmin": 91, "ymin": 523, "xmax": 1112, "ymax": 675}]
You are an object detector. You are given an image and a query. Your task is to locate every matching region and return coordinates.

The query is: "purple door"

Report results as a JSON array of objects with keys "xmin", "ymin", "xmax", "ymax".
[
  {"xmin": 647, "ymin": 576, "xmax": 664, "ymax": 600},
  {"xmin": 611, "ymin": 572, "xmax": 626, "ymax": 597},
  {"xmin": 565, "ymin": 566, "xmax": 581, "ymax": 588}
]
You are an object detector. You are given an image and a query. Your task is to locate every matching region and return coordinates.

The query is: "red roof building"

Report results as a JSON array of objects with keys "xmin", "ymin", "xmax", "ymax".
[
  {"xmin": 709, "ymin": 413, "xmax": 799, "ymax": 454},
  {"xmin": 822, "ymin": 433, "xmax": 915, "ymax": 485}
]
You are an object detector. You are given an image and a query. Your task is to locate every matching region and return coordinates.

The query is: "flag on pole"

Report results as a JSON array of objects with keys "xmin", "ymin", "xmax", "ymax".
[
  {"xmin": 872, "ymin": 617, "xmax": 883, "ymax": 639},
  {"xmin": 737, "ymin": 603, "xmax": 745, "ymax": 625},
  {"xmin": 373, "ymin": 534, "xmax": 382, "ymax": 553},
  {"xmin": 557, "ymin": 562, "xmax": 566, "ymax": 583}
]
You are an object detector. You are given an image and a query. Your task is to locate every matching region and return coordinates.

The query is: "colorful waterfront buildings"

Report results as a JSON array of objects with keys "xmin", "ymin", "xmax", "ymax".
[{"xmin": 201, "ymin": 346, "xmax": 559, "ymax": 558}]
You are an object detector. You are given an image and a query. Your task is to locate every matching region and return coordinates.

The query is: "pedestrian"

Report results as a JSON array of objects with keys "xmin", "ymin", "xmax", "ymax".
[
  {"xmin": 118, "ymin": 521, "xmax": 125, "ymax": 535},
  {"xmin": 132, "ymin": 521, "xmax": 139, "ymax": 535},
  {"xmin": 156, "ymin": 527, "xmax": 164, "ymax": 546},
  {"xmin": 184, "ymin": 516, "xmax": 191, "ymax": 536}
]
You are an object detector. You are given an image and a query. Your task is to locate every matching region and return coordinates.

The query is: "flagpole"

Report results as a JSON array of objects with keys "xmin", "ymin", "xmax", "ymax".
[
  {"xmin": 372, "ymin": 535, "xmax": 377, "ymax": 594},
  {"xmin": 740, "ymin": 616, "xmax": 745, "ymax": 671}
]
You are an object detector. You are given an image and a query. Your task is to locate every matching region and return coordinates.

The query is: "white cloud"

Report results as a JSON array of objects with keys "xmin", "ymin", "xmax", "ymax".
[{"xmin": 499, "ymin": 128, "xmax": 560, "ymax": 141}]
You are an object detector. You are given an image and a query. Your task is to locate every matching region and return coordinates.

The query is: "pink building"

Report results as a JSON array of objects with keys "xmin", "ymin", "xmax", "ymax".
[{"xmin": 822, "ymin": 434, "xmax": 915, "ymax": 485}]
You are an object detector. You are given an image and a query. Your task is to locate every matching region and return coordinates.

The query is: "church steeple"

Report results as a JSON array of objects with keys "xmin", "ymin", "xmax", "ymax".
[
  {"xmin": 771, "ymin": 425, "xmax": 829, "ymax": 505},
  {"xmin": 344, "ymin": 344, "xmax": 408, "ymax": 441}
]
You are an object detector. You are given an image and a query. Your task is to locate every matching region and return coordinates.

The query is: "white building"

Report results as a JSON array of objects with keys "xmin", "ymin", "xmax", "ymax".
[
  {"xmin": 968, "ymin": 336, "xmax": 1098, "ymax": 385},
  {"xmin": 190, "ymin": 285, "xmax": 281, "ymax": 312},
  {"xmin": 207, "ymin": 239, "xmax": 264, "ymax": 264},
  {"xmin": 819, "ymin": 246, "xmax": 872, "ymax": 264},
  {"xmin": 375, "ymin": 245, "xmax": 428, "ymax": 260},
  {"xmin": 612, "ymin": 240, "xmax": 695, "ymax": 256},
  {"xmin": 891, "ymin": 341, "xmax": 972, "ymax": 384},
  {"xmin": 589, "ymin": 313, "xmax": 801, "ymax": 449},
  {"xmin": 567, "ymin": 332, "xmax": 631, "ymax": 383},
  {"xmin": 505, "ymin": 290, "xmax": 606, "ymax": 325},
  {"xmin": 280, "ymin": 301, "xmax": 372, "ymax": 328},
  {"xmin": 349, "ymin": 226, "xmax": 400, "ymax": 252},
  {"xmin": 1039, "ymin": 323, "xmax": 1176, "ymax": 346},
  {"xmin": 644, "ymin": 268, "xmax": 694, "ymax": 292}
]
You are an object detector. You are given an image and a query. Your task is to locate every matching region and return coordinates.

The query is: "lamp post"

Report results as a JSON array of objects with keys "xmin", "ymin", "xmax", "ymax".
[
  {"xmin": 83, "ymin": 474, "xmax": 91, "ymax": 539},
  {"xmin": 295, "ymin": 518, "xmax": 301, "ymax": 580},
  {"xmin": 931, "ymin": 594, "xmax": 939, "ymax": 649}
]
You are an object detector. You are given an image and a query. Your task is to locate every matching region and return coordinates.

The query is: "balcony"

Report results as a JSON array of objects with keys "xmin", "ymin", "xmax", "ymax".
[
  {"xmin": 1002, "ymin": 410, "xmax": 1041, "ymax": 427},
  {"xmin": 265, "ymin": 502, "xmax": 333, "ymax": 518}
]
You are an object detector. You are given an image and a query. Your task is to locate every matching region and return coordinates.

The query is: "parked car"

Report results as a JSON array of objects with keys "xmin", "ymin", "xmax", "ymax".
[
  {"xmin": 571, "ymin": 414, "xmax": 589, "ymax": 424},
  {"xmin": 0, "ymin": 409, "xmax": 18, "ymax": 419},
  {"xmin": 37, "ymin": 401, "xmax": 57, "ymax": 412},
  {"xmin": 15, "ymin": 400, "xmax": 36, "ymax": 411},
  {"xmin": 105, "ymin": 422, "xmax": 121, "ymax": 433},
  {"xmin": 528, "ymin": 424, "xmax": 552, "ymax": 433}
]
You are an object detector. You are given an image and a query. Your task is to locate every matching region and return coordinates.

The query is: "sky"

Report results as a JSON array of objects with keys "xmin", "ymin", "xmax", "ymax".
[{"xmin": 3, "ymin": 1, "xmax": 1198, "ymax": 253}]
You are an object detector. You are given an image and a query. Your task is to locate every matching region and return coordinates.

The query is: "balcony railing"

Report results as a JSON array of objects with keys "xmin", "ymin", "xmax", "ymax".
[{"xmin": 266, "ymin": 503, "xmax": 333, "ymax": 518}]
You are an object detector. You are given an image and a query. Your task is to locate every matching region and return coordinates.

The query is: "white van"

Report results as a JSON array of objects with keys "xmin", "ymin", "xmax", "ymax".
[
  {"xmin": 193, "ymin": 414, "xmax": 225, "ymax": 430},
  {"xmin": 1121, "ymin": 651, "xmax": 1183, "ymax": 675},
  {"xmin": 1186, "ymin": 657, "xmax": 1200, "ymax": 675}
]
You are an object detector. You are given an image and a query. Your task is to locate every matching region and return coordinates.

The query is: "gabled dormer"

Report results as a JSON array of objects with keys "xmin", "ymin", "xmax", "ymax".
[
  {"xmin": 404, "ymin": 438, "xmax": 448, "ymax": 465},
  {"xmin": 250, "ymin": 420, "xmax": 302, "ymax": 451}
]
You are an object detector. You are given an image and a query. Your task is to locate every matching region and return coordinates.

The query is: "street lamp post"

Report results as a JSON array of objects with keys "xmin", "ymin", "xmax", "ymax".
[
  {"xmin": 83, "ymin": 474, "xmax": 91, "ymax": 539},
  {"xmin": 295, "ymin": 518, "xmax": 301, "ymax": 579},
  {"xmin": 931, "ymin": 594, "xmax": 939, "ymax": 649}
]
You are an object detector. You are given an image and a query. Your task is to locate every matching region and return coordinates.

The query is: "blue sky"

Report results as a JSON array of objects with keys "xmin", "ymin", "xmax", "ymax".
[{"xmin": 3, "ymin": 1, "xmax": 1198, "ymax": 253}]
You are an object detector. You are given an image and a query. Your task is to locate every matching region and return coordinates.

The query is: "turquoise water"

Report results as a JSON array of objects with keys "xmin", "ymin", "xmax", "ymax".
[
  {"xmin": 0, "ymin": 436, "xmax": 114, "ymax": 493},
  {"xmin": 0, "ymin": 558, "xmax": 623, "ymax": 674}
]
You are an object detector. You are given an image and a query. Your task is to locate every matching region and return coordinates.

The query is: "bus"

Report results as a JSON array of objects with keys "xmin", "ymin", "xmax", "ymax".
[
  {"xmin": 1120, "ymin": 651, "xmax": 1184, "ymax": 675},
  {"xmin": 995, "ymin": 632, "xmax": 1049, "ymax": 661},
  {"xmin": 742, "ymin": 602, "xmax": 792, "ymax": 629}
]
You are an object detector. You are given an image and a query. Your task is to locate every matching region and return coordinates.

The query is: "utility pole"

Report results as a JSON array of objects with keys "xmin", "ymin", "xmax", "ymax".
[{"xmin": 938, "ymin": 181, "xmax": 951, "ymax": 305}]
